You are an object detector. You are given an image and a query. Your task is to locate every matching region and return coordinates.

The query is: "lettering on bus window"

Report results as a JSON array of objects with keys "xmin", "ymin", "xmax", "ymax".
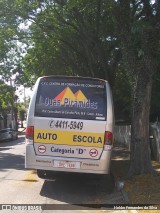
[{"xmin": 35, "ymin": 78, "xmax": 107, "ymax": 120}]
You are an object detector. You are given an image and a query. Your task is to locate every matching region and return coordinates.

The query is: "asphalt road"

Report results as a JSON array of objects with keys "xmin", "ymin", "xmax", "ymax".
[{"xmin": 0, "ymin": 134, "xmax": 116, "ymax": 213}]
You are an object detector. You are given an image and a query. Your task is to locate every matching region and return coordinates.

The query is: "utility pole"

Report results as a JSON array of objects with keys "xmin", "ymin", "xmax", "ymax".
[
  {"xmin": 10, "ymin": 78, "xmax": 15, "ymax": 129},
  {"xmin": 24, "ymin": 86, "xmax": 26, "ymax": 110}
]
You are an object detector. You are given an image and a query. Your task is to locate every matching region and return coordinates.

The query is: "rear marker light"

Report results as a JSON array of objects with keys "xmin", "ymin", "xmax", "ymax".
[
  {"xmin": 104, "ymin": 131, "xmax": 113, "ymax": 145},
  {"xmin": 26, "ymin": 126, "xmax": 34, "ymax": 140}
]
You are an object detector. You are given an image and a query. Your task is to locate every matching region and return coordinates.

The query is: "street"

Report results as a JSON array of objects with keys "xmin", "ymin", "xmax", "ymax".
[{"xmin": 0, "ymin": 134, "xmax": 116, "ymax": 213}]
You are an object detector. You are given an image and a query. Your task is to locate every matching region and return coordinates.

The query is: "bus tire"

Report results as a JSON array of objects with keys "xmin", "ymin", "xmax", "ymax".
[{"xmin": 37, "ymin": 169, "xmax": 48, "ymax": 179}]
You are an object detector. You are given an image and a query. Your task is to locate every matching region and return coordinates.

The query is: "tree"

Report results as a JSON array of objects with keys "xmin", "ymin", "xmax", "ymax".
[
  {"xmin": 19, "ymin": 0, "xmax": 120, "ymax": 86},
  {"xmin": 1, "ymin": 0, "xmax": 160, "ymax": 176},
  {"xmin": 17, "ymin": 100, "xmax": 30, "ymax": 127},
  {"xmin": 112, "ymin": 0, "xmax": 160, "ymax": 175},
  {"xmin": 0, "ymin": 0, "xmax": 22, "ymax": 79},
  {"xmin": 150, "ymin": 69, "xmax": 160, "ymax": 121},
  {"xmin": 0, "ymin": 80, "xmax": 14, "ymax": 109},
  {"xmin": 0, "ymin": 80, "xmax": 17, "ymax": 128},
  {"xmin": 0, "ymin": 0, "xmax": 121, "ymax": 86},
  {"xmin": 113, "ymin": 65, "xmax": 131, "ymax": 122}
]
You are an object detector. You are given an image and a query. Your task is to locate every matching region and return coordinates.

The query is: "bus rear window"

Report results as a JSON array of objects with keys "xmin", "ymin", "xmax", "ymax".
[{"xmin": 35, "ymin": 78, "xmax": 107, "ymax": 121}]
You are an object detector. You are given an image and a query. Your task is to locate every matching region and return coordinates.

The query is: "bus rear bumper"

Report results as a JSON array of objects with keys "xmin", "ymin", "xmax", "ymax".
[{"xmin": 25, "ymin": 144, "xmax": 112, "ymax": 175}]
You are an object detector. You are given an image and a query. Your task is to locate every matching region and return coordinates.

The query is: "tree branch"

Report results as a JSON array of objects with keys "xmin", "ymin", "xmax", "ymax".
[
  {"xmin": 141, "ymin": 0, "xmax": 153, "ymax": 18},
  {"xmin": 96, "ymin": 0, "xmax": 102, "ymax": 38}
]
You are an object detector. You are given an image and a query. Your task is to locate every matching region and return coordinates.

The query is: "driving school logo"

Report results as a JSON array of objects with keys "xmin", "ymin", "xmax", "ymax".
[{"xmin": 44, "ymin": 87, "xmax": 98, "ymax": 109}]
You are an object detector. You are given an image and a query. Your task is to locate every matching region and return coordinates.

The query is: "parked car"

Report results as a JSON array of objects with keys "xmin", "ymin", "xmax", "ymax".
[{"xmin": 0, "ymin": 128, "xmax": 18, "ymax": 142}]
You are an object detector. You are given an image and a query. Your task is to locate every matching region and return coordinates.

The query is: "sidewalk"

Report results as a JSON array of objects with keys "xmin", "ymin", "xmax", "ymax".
[{"xmin": 111, "ymin": 144, "xmax": 160, "ymax": 207}]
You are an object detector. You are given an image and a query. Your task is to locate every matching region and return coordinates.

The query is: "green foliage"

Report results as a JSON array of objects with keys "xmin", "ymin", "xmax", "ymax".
[
  {"xmin": 0, "ymin": 0, "xmax": 160, "ymax": 123},
  {"xmin": 0, "ymin": 80, "xmax": 14, "ymax": 109},
  {"xmin": 113, "ymin": 66, "xmax": 131, "ymax": 122},
  {"xmin": 112, "ymin": 0, "xmax": 160, "ymax": 120},
  {"xmin": 17, "ymin": 0, "xmax": 119, "ymax": 85}
]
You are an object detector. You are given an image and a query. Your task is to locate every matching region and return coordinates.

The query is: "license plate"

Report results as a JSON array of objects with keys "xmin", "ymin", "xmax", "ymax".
[{"xmin": 54, "ymin": 160, "xmax": 80, "ymax": 169}]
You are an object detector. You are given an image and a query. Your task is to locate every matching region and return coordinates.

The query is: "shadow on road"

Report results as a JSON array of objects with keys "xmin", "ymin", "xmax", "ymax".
[
  {"xmin": 0, "ymin": 152, "xmax": 25, "ymax": 171},
  {"xmin": 0, "ymin": 135, "xmax": 25, "ymax": 151},
  {"xmin": 40, "ymin": 173, "xmax": 114, "ymax": 204},
  {"xmin": 39, "ymin": 145, "xmax": 130, "ymax": 205},
  {"xmin": 0, "ymin": 136, "xmax": 25, "ymax": 171}
]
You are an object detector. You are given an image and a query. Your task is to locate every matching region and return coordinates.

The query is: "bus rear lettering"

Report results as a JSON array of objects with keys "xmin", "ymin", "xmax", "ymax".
[
  {"xmin": 73, "ymin": 135, "xmax": 102, "ymax": 144},
  {"xmin": 37, "ymin": 133, "xmax": 57, "ymax": 140}
]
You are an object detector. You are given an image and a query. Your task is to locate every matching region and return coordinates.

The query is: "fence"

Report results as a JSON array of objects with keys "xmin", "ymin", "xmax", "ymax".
[
  {"xmin": 114, "ymin": 125, "xmax": 131, "ymax": 149},
  {"xmin": 150, "ymin": 122, "xmax": 160, "ymax": 162},
  {"xmin": 114, "ymin": 122, "xmax": 160, "ymax": 162}
]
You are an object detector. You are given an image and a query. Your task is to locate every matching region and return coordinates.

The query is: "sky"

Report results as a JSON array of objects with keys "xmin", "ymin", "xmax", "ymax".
[{"xmin": 16, "ymin": 86, "xmax": 33, "ymax": 102}]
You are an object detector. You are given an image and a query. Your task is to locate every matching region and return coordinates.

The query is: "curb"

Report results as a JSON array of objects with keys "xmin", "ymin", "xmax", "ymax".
[
  {"xmin": 121, "ymin": 189, "xmax": 129, "ymax": 203},
  {"xmin": 102, "ymin": 189, "xmax": 129, "ymax": 205}
]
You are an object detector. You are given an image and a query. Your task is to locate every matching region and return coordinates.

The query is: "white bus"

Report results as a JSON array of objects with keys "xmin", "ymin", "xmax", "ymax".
[{"xmin": 25, "ymin": 76, "xmax": 114, "ymax": 179}]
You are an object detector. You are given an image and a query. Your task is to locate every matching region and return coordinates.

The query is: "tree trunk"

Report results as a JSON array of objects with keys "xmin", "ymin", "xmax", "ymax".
[{"xmin": 128, "ymin": 72, "xmax": 153, "ymax": 176}]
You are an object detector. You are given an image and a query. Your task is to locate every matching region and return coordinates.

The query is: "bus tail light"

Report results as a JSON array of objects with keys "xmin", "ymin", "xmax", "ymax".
[
  {"xmin": 26, "ymin": 126, "xmax": 34, "ymax": 143},
  {"xmin": 104, "ymin": 131, "xmax": 113, "ymax": 145}
]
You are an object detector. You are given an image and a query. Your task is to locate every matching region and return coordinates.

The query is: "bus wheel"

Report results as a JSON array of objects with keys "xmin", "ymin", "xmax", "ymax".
[{"xmin": 37, "ymin": 170, "xmax": 48, "ymax": 179}]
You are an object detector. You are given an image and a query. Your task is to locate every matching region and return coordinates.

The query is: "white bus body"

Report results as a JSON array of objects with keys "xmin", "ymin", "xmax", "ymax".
[{"xmin": 25, "ymin": 76, "xmax": 114, "ymax": 179}]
